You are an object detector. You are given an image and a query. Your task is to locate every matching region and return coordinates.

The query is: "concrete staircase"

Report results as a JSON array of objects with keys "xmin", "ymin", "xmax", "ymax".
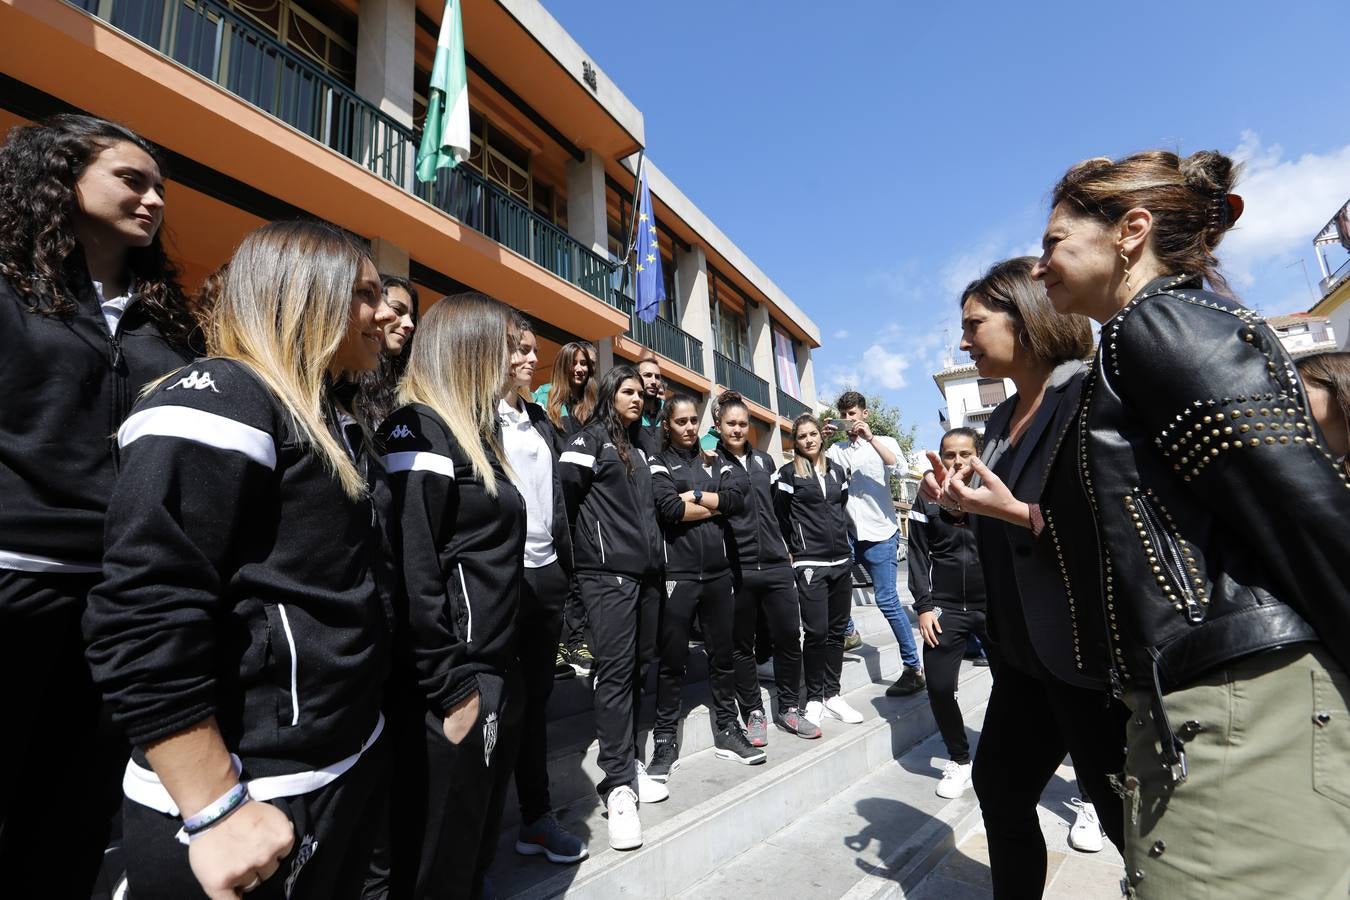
[{"xmin": 488, "ymin": 592, "xmax": 1001, "ymax": 899}]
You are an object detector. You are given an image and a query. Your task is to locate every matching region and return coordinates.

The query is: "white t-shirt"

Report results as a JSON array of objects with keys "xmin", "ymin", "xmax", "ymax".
[
  {"xmin": 93, "ymin": 278, "xmax": 135, "ymax": 335},
  {"xmin": 826, "ymin": 435, "xmax": 904, "ymax": 542},
  {"xmin": 498, "ymin": 399, "xmax": 557, "ymax": 568}
]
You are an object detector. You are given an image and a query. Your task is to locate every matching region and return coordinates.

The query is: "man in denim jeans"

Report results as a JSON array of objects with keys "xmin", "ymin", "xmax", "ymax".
[{"xmin": 825, "ymin": 391, "xmax": 925, "ymax": 696}]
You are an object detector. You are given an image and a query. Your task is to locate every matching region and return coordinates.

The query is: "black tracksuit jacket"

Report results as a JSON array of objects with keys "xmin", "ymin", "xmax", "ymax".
[
  {"xmin": 559, "ymin": 421, "xmax": 662, "ymax": 579},
  {"xmin": 906, "ymin": 497, "xmax": 987, "ymax": 615},
  {"xmin": 377, "ymin": 403, "xmax": 526, "ymax": 718},
  {"xmin": 773, "ymin": 461, "xmax": 852, "ymax": 566},
  {"xmin": 84, "ymin": 358, "xmax": 389, "ymax": 773},
  {"xmin": 649, "ymin": 444, "xmax": 748, "ymax": 580},
  {"xmin": 0, "ymin": 272, "xmax": 195, "ymax": 569},
  {"xmin": 714, "ymin": 443, "xmax": 792, "ymax": 571}
]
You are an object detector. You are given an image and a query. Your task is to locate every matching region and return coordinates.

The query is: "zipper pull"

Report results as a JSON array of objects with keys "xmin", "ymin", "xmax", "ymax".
[
  {"xmin": 107, "ymin": 333, "xmax": 125, "ymax": 372},
  {"xmin": 1108, "ymin": 667, "xmax": 1124, "ymax": 701}
]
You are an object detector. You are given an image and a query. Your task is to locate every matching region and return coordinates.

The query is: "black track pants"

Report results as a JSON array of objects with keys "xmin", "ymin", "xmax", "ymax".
[
  {"xmin": 577, "ymin": 571, "xmax": 661, "ymax": 797},
  {"xmin": 392, "ymin": 673, "xmax": 523, "ymax": 900},
  {"xmin": 654, "ymin": 573, "xmax": 737, "ymax": 739},
  {"xmin": 0, "ymin": 569, "xmax": 124, "ymax": 898},
  {"xmin": 123, "ymin": 730, "xmax": 389, "ymax": 899},
  {"xmin": 796, "ymin": 563, "xmax": 852, "ymax": 703},
  {"xmin": 733, "ymin": 565, "xmax": 802, "ymax": 714},
  {"xmin": 972, "ymin": 661, "xmax": 1127, "ymax": 899},
  {"xmin": 514, "ymin": 561, "xmax": 568, "ymax": 823},
  {"xmin": 921, "ymin": 606, "xmax": 987, "ymax": 764}
]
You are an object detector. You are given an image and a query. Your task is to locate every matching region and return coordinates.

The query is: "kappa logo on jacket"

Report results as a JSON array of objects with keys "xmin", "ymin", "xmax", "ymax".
[
  {"xmin": 166, "ymin": 370, "xmax": 219, "ymax": 393},
  {"xmin": 388, "ymin": 424, "xmax": 414, "ymax": 440}
]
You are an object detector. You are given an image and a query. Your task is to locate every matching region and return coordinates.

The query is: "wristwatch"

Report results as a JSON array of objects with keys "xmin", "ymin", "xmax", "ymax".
[{"xmin": 693, "ymin": 488, "xmax": 704, "ymax": 505}]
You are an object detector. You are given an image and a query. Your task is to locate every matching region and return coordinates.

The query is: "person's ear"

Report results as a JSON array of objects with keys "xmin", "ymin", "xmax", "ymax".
[{"xmin": 1118, "ymin": 207, "xmax": 1153, "ymax": 258}]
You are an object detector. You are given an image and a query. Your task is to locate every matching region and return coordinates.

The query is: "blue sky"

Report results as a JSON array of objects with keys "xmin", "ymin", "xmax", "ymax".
[{"xmin": 545, "ymin": 0, "xmax": 1350, "ymax": 454}]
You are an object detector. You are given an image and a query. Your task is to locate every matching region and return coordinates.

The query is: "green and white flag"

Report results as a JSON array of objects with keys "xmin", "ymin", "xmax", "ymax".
[{"xmin": 415, "ymin": 0, "xmax": 469, "ymax": 182}]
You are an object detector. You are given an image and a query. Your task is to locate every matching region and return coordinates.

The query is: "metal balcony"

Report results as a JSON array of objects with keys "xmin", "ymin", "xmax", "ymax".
[
  {"xmin": 776, "ymin": 389, "xmax": 809, "ymax": 420},
  {"xmin": 612, "ymin": 293, "xmax": 705, "ymax": 375},
  {"xmin": 714, "ymin": 352, "xmax": 769, "ymax": 408}
]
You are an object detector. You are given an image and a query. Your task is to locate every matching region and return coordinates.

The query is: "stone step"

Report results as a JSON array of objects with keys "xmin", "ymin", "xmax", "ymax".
[
  {"xmin": 497, "ymin": 605, "xmax": 913, "ymax": 832},
  {"xmin": 489, "ymin": 658, "xmax": 993, "ymax": 899}
]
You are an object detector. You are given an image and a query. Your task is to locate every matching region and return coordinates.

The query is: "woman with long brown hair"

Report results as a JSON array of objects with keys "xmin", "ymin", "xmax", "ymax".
[
  {"xmin": 534, "ymin": 339, "xmax": 597, "ymax": 435},
  {"xmin": 0, "ymin": 113, "xmax": 198, "ymax": 894},
  {"xmin": 946, "ymin": 151, "xmax": 1350, "ymax": 897},
  {"xmin": 85, "ymin": 220, "xmax": 395, "ymax": 898}
]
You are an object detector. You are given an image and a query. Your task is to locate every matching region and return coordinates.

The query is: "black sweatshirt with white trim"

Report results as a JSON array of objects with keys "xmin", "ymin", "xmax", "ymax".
[
  {"xmin": 84, "ymin": 358, "xmax": 389, "ymax": 775},
  {"xmin": 714, "ymin": 443, "xmax": 792, "ymax": 570},
  {"xmin": 650, "ymin": 444, "xmax": 748, "ymax": 580},
  {"xmin": 558, "ymin": 421, "xmax": 663, "ymax": 579},
  {"xmin": 906, "ymin": 497, "xmax": 986, "ymax": 615},
  {"xmin": 0, "ymin": 273, "xmax": 196, "ymax": 573},
  {"xmin": 377, "ymin": 403, "xmax": 525, "ymax": 717},
  {"xmin": 773, "ymin": 460, "xmax": 852, "ymax": 567}
]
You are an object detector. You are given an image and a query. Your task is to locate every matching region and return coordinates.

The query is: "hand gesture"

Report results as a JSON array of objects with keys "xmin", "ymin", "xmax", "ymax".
[
  {"xmin": 850, "ymin": 420, "xmax": 874, "ymax": 442},
  {"xmin": 919, "ymin": 450, "xmax": 947, "ymax": 503},
  {"xmin": 942, "ymin": 456, "xmax": 1026, "ymax": 526},
  {"xmin": 188, "ymin": 799, "xmax": 294, "ymax": 899},
  {"xmin": 443, "ymin": 690, "xmax": 481, "ymax": 745}
]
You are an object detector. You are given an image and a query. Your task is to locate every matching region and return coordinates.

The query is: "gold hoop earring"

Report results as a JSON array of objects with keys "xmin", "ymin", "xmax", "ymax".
[{"xmin": 1119, "ymin": 248, "xmax": 1133, "ymax": 291}]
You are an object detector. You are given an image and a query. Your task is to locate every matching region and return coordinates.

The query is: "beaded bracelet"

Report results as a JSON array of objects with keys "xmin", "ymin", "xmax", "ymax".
[{"xmin": 182, "ymin": 782, "xmax": 250, "ymax": 838}]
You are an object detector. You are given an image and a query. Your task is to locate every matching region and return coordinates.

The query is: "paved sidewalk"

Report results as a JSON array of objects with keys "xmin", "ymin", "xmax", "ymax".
[{"xmin": 909, "ymin": 760, "xmax": 1124, "ymax": 900}]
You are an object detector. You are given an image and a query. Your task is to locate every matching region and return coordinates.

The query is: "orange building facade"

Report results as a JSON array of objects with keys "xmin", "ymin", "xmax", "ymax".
[{"xmin": 1, "ymin": 0, "xmax": 821, "ymax": 457}]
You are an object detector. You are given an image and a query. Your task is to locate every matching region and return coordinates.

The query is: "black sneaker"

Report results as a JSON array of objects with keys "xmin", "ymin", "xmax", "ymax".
[
  {"xmin": 714, "ymin": 725, "xmax": 766, "ymax": 765},
  {"xmin": 885, "ymin": 666, "xmax": 926, "ymax": 697},
  {"xmin": 554, "ymin": 644, "xmax": 576, "ymax": 680},
  {"xmin": 646, "ymin": 739, "xmax": 680, "ymax": 782},
  {"xmin": 972, "ymin": 655, "xmax": 990, "ymax": 668},
  {"xmin": 566, "ymin": 644, "xmax": 594, "ymax": 677}
]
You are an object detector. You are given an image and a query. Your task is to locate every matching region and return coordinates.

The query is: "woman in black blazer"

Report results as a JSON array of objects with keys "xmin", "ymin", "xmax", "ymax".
[{"xmin": 921, "ymin": 257, "xmax": 1127, "ymax": 898}]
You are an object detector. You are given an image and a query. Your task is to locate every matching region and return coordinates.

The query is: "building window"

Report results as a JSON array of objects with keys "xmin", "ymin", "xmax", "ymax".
[
  {"xmin": 977, "ymin": 378, "xmax": 1007, "ymax": 408},
  {"xmin": 229, "ymin": 0, "xmax": 357, "ymax": 84}
]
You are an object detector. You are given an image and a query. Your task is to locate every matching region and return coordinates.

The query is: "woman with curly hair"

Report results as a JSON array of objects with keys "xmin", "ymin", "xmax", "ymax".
[{"xmin": 0, "ymin": 114, "xmax": 198, "ymax": 894}]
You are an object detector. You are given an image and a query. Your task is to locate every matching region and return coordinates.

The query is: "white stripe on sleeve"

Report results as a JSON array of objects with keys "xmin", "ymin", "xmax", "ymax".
[
  {"xmin": 382, "ymin": 451, "xmax": 455, "ymax": 478},
  {"xmin": 118, "ymin": 406, "xmax": 277, "ymax": 469},
  {"xmin": 776, "ymin": 480, "xmax": 795, "ymax": 494},
  {"xmin": 648, "ymin": 464, "xmax": 671, "ymax": 476},
  {"xmin": 908, "ymin": 509, "xmax": 929, "ymax": 523},
  {"xmin": 559, "ymin": 451, "xmax": 596, "ymax": 468},
  {"xmin": 769, "ymin": 471, "xmax": 780, "ymax": 484}
]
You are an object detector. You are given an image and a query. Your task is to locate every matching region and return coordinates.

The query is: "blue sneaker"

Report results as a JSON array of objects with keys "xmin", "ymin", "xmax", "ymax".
[{"xmin": 515, "ymin": 812, "xmax": 588, "ymax": 864}]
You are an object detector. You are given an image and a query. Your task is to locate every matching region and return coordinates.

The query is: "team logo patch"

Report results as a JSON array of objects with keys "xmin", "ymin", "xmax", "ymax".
[
  {"xmin": 483, "ymin": 711, "xmax": 499, "ymax": 767},
  {"xmin": 284, "ymin": 833, "xmax": 319, "ymax": 897},
  {"xmin": 804, "ymin": 568, "xmax": 814, "ymax": 584},
  {"xmin": 571, "ymin": 436, "xmax": 586, "ymax": 446},
  {"xmin": 389, "ymin": 424, "xmax": 414, "ymax": 439},
  {"xmin": 166, "ymin": 370, "xmax": 219, "ymax": 392}
]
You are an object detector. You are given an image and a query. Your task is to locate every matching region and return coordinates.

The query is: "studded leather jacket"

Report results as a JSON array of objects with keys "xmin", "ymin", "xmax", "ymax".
[{"xmin": 1040, "ymin": 274, "xmax": 1350, "ymax": 699}]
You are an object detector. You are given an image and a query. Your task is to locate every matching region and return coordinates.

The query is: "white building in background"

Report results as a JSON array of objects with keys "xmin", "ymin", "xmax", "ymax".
[
  {"xmin": 933, "ymin": 360, "xmax": 1014, "ymax": 436},
  {"xmin": 1268, "ymin": 313, "xmax": 1337, "ymax": 359}
]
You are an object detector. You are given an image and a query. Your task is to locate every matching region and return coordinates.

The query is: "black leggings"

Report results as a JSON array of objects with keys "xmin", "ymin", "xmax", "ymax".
[
  {"xmin": 733, "ymin": 565, "xmax": 802, "ymax": 714},
  {"xmin": 972, "ymin": 660, "xmax": 1128, "ymax": 899},
  {"xmin": 514, "ymin": 561, "xmax": 568, "ymax": 823},
  {"xmin": 796, "ymin": 563, "xmax": 851, "ymax": 703},
  {"xmin": 921, "ymin": 606, "xmax": 987, "ymax": 764}
]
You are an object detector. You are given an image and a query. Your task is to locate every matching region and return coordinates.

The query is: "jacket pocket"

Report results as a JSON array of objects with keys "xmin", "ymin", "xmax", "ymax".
[
  {"xmin": 1312, "ymin": 667, "xmax": 1350, "ymax": 809},
  {"xmin": 263, "ymin": 603, "xmax": 301, "ymax": 728},
  {"xmin": 1125, "ymin": 489, "xmax": 1206, "ymax": 624}
]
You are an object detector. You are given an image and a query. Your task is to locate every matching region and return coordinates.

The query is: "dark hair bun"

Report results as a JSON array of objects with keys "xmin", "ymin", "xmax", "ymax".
[{"xmin": 1178, "ymin": 150, "xmax": 1238, "ymax": 196}]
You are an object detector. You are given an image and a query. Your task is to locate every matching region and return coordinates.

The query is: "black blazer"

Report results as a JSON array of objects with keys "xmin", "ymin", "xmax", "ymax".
[{"xmin": 977, "ymin": 360, "xmax": 1108, "ymax": 690}]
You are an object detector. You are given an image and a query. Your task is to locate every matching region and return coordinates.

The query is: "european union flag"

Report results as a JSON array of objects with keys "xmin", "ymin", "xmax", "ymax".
[{"xmin": 634, "ymin": 162, "xmax": 665, "ymax": 323}]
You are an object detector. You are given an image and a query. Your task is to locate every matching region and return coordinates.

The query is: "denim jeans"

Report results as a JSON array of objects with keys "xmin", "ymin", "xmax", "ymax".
[{"xmin": 854, "ymin": 533, "xmax": 921, "ymax": 670}]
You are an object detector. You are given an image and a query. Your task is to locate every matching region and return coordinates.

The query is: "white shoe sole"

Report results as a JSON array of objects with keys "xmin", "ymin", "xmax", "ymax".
[
  {"xmin": 646, "ymin": 759, "xmax": 679, "ymax": 783},
  {"xmin": 1069, "ymin": 834, "xmax": 1104, "ymax": 853},
  {"xmin": 514, "ymin": 839, "xmax": 589, "ymax": 864},
  {"xmin": 608, "ymin": 831, "xmax": 642, "ymax": 851},
  {"xmin": 935, "ymin": 782, "xmax": 971, "ymax": 799},
  {"xmin": 714, "ymin": 747, "xmax": 767, "ymax": 765},
  {"xmin": 822, "ymin": 707, "xmax": 863, "ymax": 724},
  {"xmin": 637, "ymin": 782, "xmax": 669, "ymax": 803}
]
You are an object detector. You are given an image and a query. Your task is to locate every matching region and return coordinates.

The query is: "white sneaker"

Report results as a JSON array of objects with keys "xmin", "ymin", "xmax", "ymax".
[
  {"xmin": 606, "ymin": 785, "xmax": 642, "ymax": 850},
  {"xmin": 822, "ymin": 695, "xmax": 864, "ymax": 724},
  {"xmin": 935, "ymin": 760, "xmax": 973, "ymax": 799},
  {"xmin": 635, "ymin": 761, "xmax": 669, "ymax": 803},
  {"xmin": 803, "ymin": 699, "xmax": 825, "ymax": 727},
  {"xmin": 1067, "ymin": 798, "xmax": 1104, "ymax": 853}
]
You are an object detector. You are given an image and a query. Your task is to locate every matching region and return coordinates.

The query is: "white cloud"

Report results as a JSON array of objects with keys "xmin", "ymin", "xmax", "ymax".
[
  {"xmin": 1223, "ymin": 133, "xmax": 1350, "ymax": 290},
  {"xmin": 833, "ymin": 329, "xmax": 850, "ymax": 340},
  {"xmin": 862, "ymin": 344, "xmax": 912, "ymax": 390}
]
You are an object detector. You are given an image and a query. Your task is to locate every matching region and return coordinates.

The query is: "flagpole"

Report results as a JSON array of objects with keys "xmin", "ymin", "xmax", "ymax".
[{"xmin": 620, "ymin": 150, "xmax": 646, "ymax": 302}]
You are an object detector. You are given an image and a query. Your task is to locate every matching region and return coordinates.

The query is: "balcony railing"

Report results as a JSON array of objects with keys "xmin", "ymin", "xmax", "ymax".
[
  {"xmin": 417, "ymin": 166, "xmax": 613, "ymax": 302},
  {"xmin": 73, "ymin": 0, "xmax": 618, "ymax": 304},
  {"xmin": 715, "ymin": 352, "xmax": 770, "ymax": 407},
  {"xmin": 612, "ymin": 293, "xmax": 705, "ymax": 375},
  {"xmin": 74, "ymin": 0, "xmax": 413, "ymax": 183},
  {"xmin": 777, "ymin": 389, "xmax": 809, "ymax": 420}
]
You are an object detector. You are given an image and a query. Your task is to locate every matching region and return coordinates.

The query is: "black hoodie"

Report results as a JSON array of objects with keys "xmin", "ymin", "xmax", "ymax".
[
  {"xmin": 0, "ymin": 272, "xmax": 195, "ymax": 574},
  {"xmin": 559, "ymin": 421, "xmax": 663, "ymax": 579},
  {"xmin": 377, "ymin": 403, "xmax": 525, "ymax": 719},
  {"xmin": 85, "ymin": 358, "xmax": 389, "ymax": 774},
  {"xmin": 650, "ymin": 443, "xmax": 748, "ymax": 580}
]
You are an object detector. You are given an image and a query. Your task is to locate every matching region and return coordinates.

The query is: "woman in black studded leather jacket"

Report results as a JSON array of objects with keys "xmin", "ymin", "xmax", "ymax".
[{"xmin": 945, "ymin": 150, "xmax": 1350, "ymax": 899}]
